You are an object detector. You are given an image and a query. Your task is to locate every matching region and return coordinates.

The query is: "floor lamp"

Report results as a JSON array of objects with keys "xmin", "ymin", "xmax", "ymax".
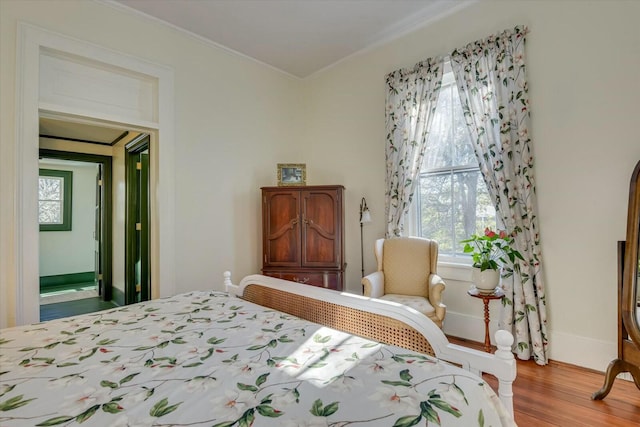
[{"xmin": 359, "ymin": 198, "xmax": 372, "ymax": 277}]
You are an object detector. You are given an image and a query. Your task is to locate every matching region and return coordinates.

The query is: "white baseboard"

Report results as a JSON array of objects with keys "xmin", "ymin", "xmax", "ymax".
[
  {"xmin": 443, "ymin": 310, "xmax": 497, "ymax": 345},
  {"xmin": 618, "ymin": 372, "xmax": 633, "ymax": 381},
  {"xmin": 549, "ymin": 330, "xmax": 617, "ymax": 373},
  {"xmin": 443, "ymin": 311, "xmax": 628, "ymax": 379}
]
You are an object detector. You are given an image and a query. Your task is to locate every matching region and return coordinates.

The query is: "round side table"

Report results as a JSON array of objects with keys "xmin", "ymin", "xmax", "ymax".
[{"xmin": 467, "ymin": 286, "xmax": 505, "ymax": 353}]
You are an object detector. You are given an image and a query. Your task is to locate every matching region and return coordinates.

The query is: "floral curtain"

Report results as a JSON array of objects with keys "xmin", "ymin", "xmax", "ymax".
[
  {"xmin": 384, "ymin": 57, "xmax": 444, "ymax": 237},
  {"xmin": 450, "ymin": 26, "xmax": 549, "ymax": 365}
]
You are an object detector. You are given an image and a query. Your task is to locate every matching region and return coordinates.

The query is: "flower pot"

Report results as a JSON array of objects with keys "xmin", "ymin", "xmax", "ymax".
[{"xmin": 471, "ymin": 267, "xmax": 500, "ymax": 293}]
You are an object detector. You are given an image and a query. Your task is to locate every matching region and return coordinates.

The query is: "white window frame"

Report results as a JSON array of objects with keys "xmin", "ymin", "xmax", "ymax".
[{"xmin": 407, "ymin": 64, "xmax": 497, "ymax": 267}]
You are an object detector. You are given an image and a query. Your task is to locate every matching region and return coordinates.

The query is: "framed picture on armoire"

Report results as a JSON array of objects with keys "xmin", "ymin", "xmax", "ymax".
[{"xmin": 277, "ymin": 163, "xmax": 306, "ymax": 186}]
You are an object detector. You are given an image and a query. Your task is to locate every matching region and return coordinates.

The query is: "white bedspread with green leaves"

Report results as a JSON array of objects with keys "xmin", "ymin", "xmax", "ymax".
[{"xmin": 0, "ymin": 291, "xmax": 515, "ymax": 426}]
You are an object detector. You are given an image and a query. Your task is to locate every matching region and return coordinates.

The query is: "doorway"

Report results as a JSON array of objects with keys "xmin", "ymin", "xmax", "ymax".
[
  {"xmin": 38, "ymin": 150, "xmax": 115, "ymax": 320},
  {"xmin": 12, "ymin": 24, "xmax": 175, "ymax": 327}
]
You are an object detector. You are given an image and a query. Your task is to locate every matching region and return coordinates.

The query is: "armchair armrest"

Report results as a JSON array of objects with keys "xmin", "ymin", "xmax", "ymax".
[
  {"xmin": 362, "ymin": 271, "xmax": 384, "ymax": 298},
  {"xmin": 428, "ymin": 273, "xmax": 446, "ymax": 322}
]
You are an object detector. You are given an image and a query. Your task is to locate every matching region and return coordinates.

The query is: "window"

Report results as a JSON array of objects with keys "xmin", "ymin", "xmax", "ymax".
[
  {"xmin": 39, "ymin": 169, "xmax": 72, "ymax": 231},
  {"xmin": 412, "ymin": 70, "xmax": 496, "ymax": 260}
]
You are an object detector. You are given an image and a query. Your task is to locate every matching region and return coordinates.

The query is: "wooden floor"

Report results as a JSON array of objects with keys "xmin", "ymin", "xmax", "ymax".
[
  {"xmin": 40, "ymin": 297, "xmax": 117, "ymax": 321},
  {"xmin": 450, "ymin": 337, "xmax": 640, "ymax": 426}
]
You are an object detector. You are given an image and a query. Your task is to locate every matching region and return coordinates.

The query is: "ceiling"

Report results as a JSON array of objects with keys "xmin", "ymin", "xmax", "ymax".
[
  {"xmin": 41, "ymin": 117, "xmax": 126, "ymax": 145},
  {"xmin": 39, "ymin": 116, "xmax": 142, "ymax": 147},
  {"xmin": 111, "ymin": 0, "xmax": 474, "ymax": 78}
]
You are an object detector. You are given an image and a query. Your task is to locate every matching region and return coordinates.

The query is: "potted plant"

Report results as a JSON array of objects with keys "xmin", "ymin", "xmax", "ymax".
[{"xmin": 461, "ymin": 228, "xmax": 524, "ymax": 292}]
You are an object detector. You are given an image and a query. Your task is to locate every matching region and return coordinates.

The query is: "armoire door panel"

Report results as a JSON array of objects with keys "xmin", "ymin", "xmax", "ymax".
[
  {"xmin": 304, "ymin": 233, "xmax": 337, "ymax": 264},
  {"xmin": 263, "ymin": 191, "xmax": 301, "ymax": 266},
  {"xmin": 302, "ymin": 189, "xmax": 340, "ymax": 267}
]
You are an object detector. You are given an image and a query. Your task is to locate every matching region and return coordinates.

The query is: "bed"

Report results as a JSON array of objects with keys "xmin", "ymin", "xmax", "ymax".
[{"xmin": 0, "ymin": 273, "xmax": 516, "ymax": 426}]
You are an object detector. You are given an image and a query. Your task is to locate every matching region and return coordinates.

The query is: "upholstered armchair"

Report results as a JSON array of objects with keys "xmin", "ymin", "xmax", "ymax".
[{"xmin": 361, "ymin": 237, "xmax": 446, "ymax": 328}]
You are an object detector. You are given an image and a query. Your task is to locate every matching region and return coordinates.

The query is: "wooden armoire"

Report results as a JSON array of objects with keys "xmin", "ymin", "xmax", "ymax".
[{"xmin": 261, "ymin": 185, "xmax": 345, "ymax": 291}]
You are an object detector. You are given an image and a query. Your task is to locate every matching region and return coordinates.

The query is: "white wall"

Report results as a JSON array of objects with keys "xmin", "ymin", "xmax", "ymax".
[
  {"xmin": 38, "ymin": 160, "xmax": 97, "ymax": 276},
  {"xmin": 301, "ymin": 0, "xmax": 640, "ymax": 370}
]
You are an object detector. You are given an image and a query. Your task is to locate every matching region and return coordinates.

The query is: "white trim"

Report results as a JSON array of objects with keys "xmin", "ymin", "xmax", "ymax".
[
  {"xmin": 15, "ymin": 24, "xmax": 40, "ymax": 326},
  {"xmin": 548, "ymin": 330, "xmax": 618, "ymax": 373},
  {"xmin": 443, "ymin": 309, "xmax": 500, "ymax": 344},
  {"xmin": 438, "ymin": 260, "xmax": 473, "ymax": 282},
  {"xmin": 38, "ymin": 103, "xmax": 161, "ymax": 131},
  {"xmin": 15, "ymin": 22, "xmax": 175, "ymax": 325}
]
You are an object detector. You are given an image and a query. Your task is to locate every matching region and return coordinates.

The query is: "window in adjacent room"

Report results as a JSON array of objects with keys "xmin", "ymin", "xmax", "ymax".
[
  {"xmin": 39, "ymin": 169, "xmax": 72, "ymax": 231},
  {"xmin": 411, "ymin": 68, "xmax": 496, "ymax": 261}
]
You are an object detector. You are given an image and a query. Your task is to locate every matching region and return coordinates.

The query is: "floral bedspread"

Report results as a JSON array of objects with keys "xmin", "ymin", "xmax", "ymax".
[{"xmin": 0, "ymin": 291, "xmax": 515, "ymax": 426}]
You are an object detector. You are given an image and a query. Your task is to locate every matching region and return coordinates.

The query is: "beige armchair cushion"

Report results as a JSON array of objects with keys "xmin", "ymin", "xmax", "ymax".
[
  {"xmin": 378, "ymin": 294, "xmax": 436, "ymax": 317},
  {"xmin": 362, "ymin": 237, "xmax": 446, "ymax": 328},
  {"xmin": 382, "ymin": 237, "xmax": 437, "ymax": 297}
]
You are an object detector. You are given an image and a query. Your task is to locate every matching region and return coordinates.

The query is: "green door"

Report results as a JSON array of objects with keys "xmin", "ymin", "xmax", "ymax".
[
  {"xmin": 95, "ymin": 166, "xmax": 102, "ymax": 295},
  {"xmin": 125, "ymin": 137, "xmax": 150, "ymax": 304}
]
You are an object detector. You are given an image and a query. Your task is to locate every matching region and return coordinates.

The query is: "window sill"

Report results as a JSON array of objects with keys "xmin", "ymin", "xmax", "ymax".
[{"xmin": 437, "ymin": 260, "xmax": 473, "ymax": 282}]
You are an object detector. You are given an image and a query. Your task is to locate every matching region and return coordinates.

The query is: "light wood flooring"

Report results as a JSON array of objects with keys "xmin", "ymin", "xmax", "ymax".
[{"xmin": 449, "ymin": 337, "xmax": 640, "ymax": 426}]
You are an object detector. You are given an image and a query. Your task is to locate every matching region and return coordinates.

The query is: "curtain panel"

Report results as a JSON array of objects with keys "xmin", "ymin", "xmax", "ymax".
[
  {"xmin": 384, "ymin": 57, "xmax": 444, "ymax": 237},
  {"xmin": 450, "ymin": 26, "xmax": 549, "ymax": 365}
]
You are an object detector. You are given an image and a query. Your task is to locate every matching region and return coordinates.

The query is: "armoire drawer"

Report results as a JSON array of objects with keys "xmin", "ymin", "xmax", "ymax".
[{"xmin": 262, "ymin": 270, "xmax": 342, "ymax": 291}]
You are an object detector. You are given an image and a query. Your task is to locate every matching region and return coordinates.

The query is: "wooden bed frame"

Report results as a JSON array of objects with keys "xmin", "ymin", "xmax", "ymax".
[{"xmin": 224, "ymin": 272, "xmax": 517, "ymax": 416}]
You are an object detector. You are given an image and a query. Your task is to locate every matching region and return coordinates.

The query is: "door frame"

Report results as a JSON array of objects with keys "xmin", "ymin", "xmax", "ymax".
[
  {"xmin": 9, "ymin": 23, "xmax": 176, "ymax": 326},
  {"xmin": 39, "ymin": 149, "xmax": 113, "ymax": 301}
]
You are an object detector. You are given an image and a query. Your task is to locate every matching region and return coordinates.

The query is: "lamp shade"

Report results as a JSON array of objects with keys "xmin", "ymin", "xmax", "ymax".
[{"xmin": 360, "ymin": 209, "xmax": 371, "ymax": 224}]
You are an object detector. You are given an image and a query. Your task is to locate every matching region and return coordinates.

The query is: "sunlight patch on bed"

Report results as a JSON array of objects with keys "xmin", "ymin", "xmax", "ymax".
[{"xmin": 275, "ymin": 326, "xmax": 381, "ymax": 388}]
